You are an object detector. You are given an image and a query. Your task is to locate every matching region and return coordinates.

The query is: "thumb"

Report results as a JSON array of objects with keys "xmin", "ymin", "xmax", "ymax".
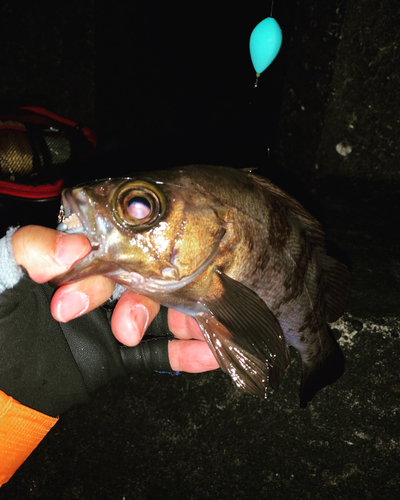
[{"xmin": 12, "ymin": 225, "xmax": 92, "ymax": 283}]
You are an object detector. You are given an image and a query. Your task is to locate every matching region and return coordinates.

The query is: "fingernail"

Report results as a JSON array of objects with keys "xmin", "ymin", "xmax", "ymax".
[
  {"xmin": 55, "ymin": 233, "xmax": 90, "ymax": 268},
  {"xmin": 56, "ymin": 292, "xmax": 89, "ymax": 322},
  {"xmin": 129, "ymin": 304, "xmax": 149, "ymax": 342}
]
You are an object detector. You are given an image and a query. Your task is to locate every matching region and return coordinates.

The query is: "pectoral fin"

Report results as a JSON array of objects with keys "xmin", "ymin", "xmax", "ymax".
[{"xmin": 198, "ymin": 271, "xmax": 290, "ymax": 398}]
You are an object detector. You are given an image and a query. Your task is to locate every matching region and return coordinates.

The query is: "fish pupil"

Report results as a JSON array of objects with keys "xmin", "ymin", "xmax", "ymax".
[{"xmin": 127, "ymin": 196, "xmax": 152, "ymax": 219}]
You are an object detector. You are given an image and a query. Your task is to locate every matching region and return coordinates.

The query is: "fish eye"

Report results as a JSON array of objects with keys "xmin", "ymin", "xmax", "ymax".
[{"xmin": 112, "ymin": 180, "xmax": 165, "ymax": 229}]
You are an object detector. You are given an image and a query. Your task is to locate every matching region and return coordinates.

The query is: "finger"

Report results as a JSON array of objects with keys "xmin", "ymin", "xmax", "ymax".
[
  {"xmin": 51, "ymin": 275, "xmax": 116, "ymax": 323},
  {"xmin": 168, "ymin": 339, "xmax": 219, "ymax": 373},
  {"xmin": 167, "ymin": 309, "xmax": 204, "ymax": 340},
  {"xmin": 12, "ymin": 225, "xmax": 92, "ymax": 283},
  {"xmin": 111, "ymin": 291, "xmax": 160, "ymax": 346}
]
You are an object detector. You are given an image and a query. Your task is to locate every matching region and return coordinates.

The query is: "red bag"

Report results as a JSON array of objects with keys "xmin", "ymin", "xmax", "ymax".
[{"xmin": 0, "ymin": 106, "xmax": 96, "ymax": 199}]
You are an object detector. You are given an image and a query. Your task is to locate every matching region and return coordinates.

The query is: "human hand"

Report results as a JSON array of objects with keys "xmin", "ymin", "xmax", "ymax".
[{"xmin": 12, "ymin": 225, "xmax": 218, "ymax": 374}]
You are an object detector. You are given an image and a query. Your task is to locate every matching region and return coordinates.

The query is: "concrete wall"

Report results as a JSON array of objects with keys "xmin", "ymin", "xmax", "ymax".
[
  {"xmin": 278, "ymin": 0, "xmax": 400, "ymax": 183},
  {"xmin": 317, "ymin": 0, "xmax": 400, "ymax": 182}
]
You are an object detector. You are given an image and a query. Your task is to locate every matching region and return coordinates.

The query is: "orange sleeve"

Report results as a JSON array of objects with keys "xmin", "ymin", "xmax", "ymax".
[{"xmin": 0, "ymin": 390, "xmax": 58, "ymax": 486}]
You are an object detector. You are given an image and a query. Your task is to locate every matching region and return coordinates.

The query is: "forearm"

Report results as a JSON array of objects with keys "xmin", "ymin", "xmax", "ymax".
[{"xmin": 0, "ymin": 228, "xmax": 58, "ymax": 486}]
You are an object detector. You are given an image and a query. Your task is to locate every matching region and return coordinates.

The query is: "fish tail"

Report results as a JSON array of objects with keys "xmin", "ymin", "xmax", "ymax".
[{"xmin": 299, "ymin": 328, "xmax": 345, "ymax": 408}]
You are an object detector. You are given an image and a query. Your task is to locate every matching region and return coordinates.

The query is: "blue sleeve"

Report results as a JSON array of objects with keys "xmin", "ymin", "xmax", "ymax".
[{"xmin": 0, "ymin": 227, "xmax": 24, "ymax": 294}]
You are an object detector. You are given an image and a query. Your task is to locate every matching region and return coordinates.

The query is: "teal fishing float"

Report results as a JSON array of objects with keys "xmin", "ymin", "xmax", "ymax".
[{"xmin": 250, "ymin": 15, "xmax": 282, "ymax": 86}]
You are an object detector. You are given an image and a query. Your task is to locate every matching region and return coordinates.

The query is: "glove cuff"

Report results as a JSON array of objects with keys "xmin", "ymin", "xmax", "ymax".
[{"xmin": 0, "ymin": 227, "xmax": 23, "ymax": 293}]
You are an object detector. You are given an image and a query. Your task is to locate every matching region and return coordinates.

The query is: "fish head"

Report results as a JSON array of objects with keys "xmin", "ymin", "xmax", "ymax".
[{"xmin": 53, "ymin": 172, "xmax": 225, "ymax": 294}]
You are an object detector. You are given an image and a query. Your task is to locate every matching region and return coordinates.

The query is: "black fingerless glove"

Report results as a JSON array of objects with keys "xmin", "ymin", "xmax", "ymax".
[{"xmin": 0, "ymin": 275, "xmax": 174, "ymax": 417}]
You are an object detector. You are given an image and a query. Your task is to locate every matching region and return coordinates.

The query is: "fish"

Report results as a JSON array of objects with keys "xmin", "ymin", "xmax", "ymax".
[{"xmin": 53, "ymin": 165, "xmax": 351, "ymax": 407}]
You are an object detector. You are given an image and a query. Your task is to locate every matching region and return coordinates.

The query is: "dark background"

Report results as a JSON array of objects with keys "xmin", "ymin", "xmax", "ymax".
[{"xmin": 0, "ymin": 0, "xmax": 399, "ymax": 498}]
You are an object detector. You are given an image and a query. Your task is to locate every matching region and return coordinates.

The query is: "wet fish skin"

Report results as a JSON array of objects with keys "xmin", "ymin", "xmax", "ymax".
[{"xmin": 54, "ymin": 165, "xmax": 350, "ymax": 406}]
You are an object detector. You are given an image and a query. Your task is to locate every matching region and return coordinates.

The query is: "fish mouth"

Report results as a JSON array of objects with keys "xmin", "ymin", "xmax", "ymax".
[{"xmin": 56, "ymin": 191, "xmax": 99, "ymax": 247}]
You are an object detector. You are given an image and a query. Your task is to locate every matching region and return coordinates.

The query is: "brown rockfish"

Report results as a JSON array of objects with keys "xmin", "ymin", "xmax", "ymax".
[{"xmin": 54, "ymin": 165, "xmax": 350, "ymax": 407}]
